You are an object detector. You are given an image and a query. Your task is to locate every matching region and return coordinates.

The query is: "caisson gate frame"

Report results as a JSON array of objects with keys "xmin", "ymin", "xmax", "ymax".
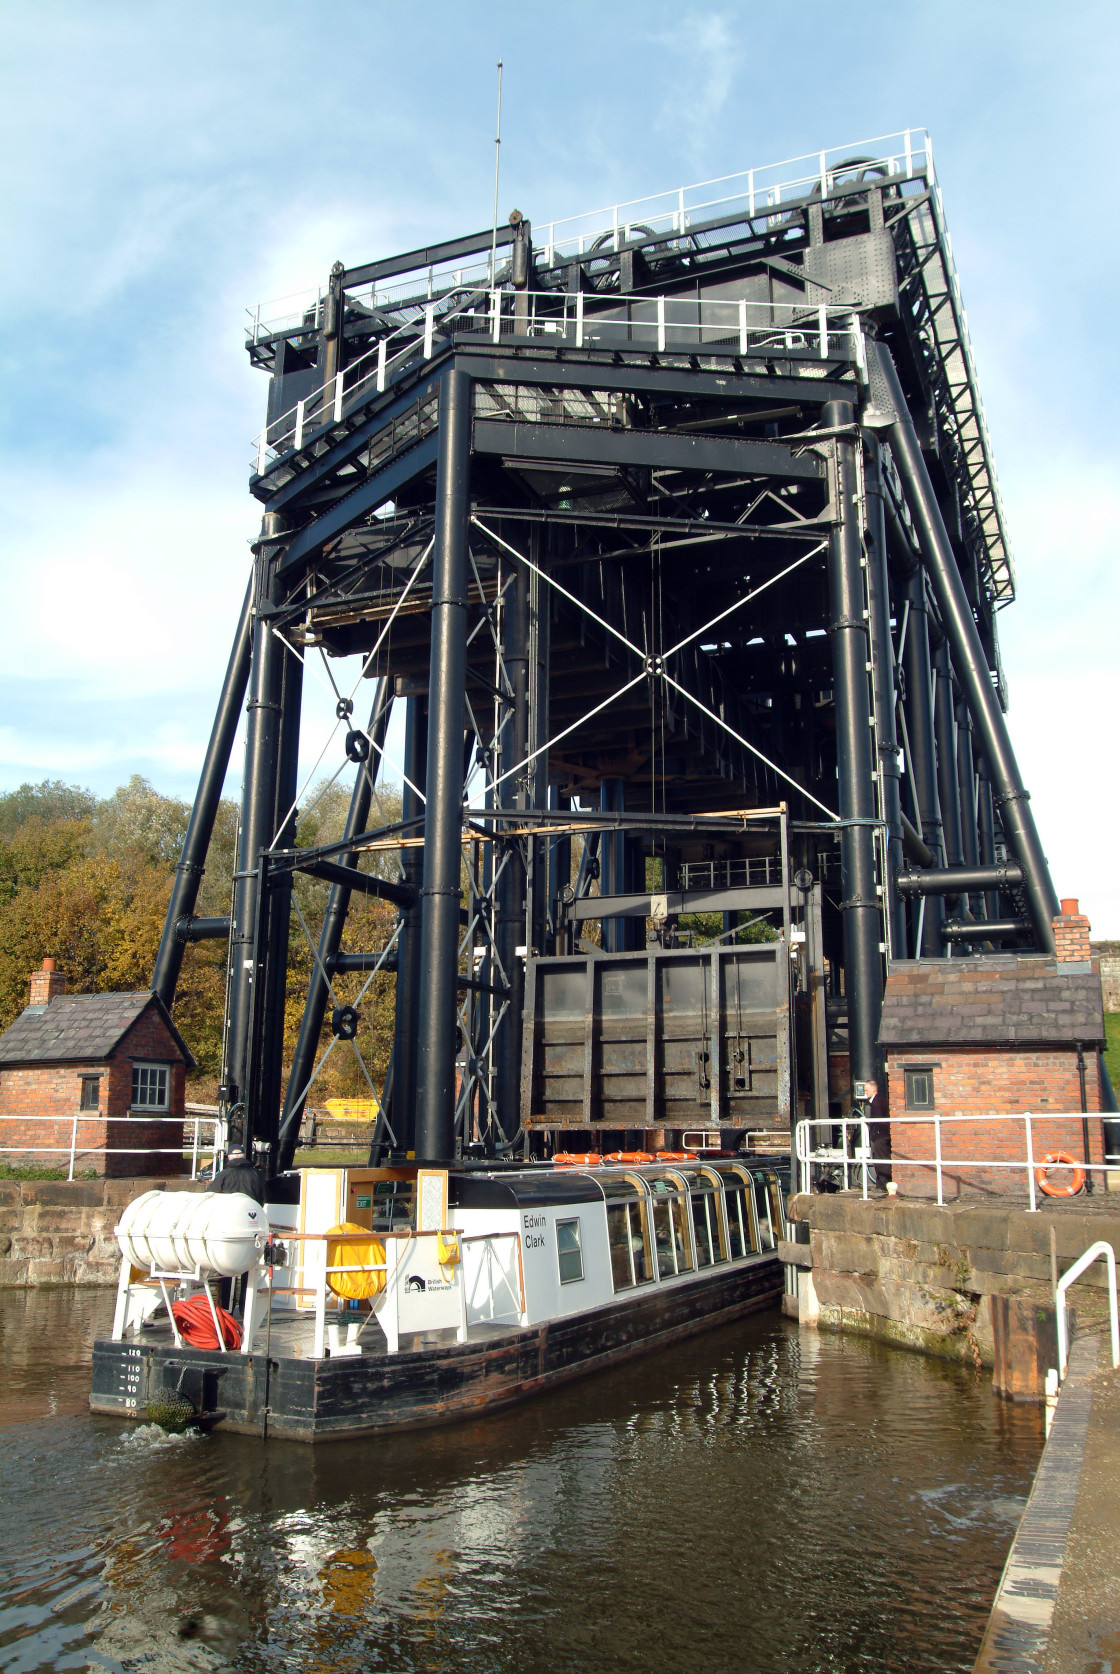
[{"xmin": 151, "ymin": 130, "xmax": 1059, "ymax": 1171}]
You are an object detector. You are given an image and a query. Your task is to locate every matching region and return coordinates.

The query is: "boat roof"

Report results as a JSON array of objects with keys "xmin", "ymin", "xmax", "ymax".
[{"xmin": 451, "ymin": 1159, "xmax": 780, "ymax": 1210}]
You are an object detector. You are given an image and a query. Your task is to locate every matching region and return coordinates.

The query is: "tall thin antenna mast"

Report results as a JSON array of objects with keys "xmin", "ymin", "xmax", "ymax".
[{"xmin": 490, "ymin": 59, "xmax": 503, "ymax": 286}]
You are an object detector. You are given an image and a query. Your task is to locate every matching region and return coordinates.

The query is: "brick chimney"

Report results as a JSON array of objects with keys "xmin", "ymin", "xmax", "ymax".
[
  {"xmin": 1052, "ymin": 899, "xmax": 1092, "ymax": 965},
  {"xmin": 28, "ymin": 958, "xmax": 66, "ymax": 1007}
]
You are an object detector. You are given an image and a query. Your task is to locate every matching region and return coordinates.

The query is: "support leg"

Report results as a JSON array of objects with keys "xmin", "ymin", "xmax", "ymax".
[
  {"xmin": 415, "ymin": 368, "xmax": 473, "ymax": 1163},
  {"xmin": 825, "ymin": 401, "xmax": 883, "ymax": 1096}
]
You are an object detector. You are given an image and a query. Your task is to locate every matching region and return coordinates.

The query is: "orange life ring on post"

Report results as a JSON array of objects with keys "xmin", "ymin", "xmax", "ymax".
[
  {"xmin": 603, "ymin": 1151, "xmax": 654, "ymax": 1164},
  {"xmin": 1035, "ymin": 1152, "xmax": 1085, "ymax": 1197}
]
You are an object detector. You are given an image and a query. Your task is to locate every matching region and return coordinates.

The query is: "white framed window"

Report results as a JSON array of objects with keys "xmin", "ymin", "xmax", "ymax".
[
  {"xmin": 131, "ymin": 1062, "xmax": 169, "ymax": 1111},
  {"xmin": 556, "ymin": 1218, "xmax": 584, "ymax": 1285}
]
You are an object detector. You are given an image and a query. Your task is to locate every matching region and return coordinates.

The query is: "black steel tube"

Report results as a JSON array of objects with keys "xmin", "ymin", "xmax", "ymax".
[
  {"xmin": 226, "ymin": 529, "xmax": 289, "ymax": 1127},
  {"xmin": 900, "ymin": 813, "xmax": 934, "ymax": 870},
  {"xmin": 176, "ymin": 916, "xmax": 231, "ymax": 942},
  {"xmin": 276, "ymin": 681, "xmax": 392, "ymax": 1172},
  {"xmin": 415, "ymin": 367, "xmax": 472, "ymax": 1162},
  {"xmin": 955, "ymin": 699, "xmax": 981, "ymax": 917},
  {"xmin": 941, "ymin": 917, "xmax": 1029, "ymax": 941},
  {"xmin": 975, "ymin": 751, "xmax": 1001, "ymax": 921},
  {"xmin": 873, "ymin": 343, "xmax": 1059, "ymax": 950},
  {"xmin": 391, "ymin": 696, "xmax": 427, "ymax": 1157},
  {"xmin": 254, "ymin": 629, "xmax": 304, "ymax": 1165},
  {"xmin": 600, "ymin": 779, "xmax": 626, "ymax": 954},
  {"xmin": 151, "ymin": 578, "xmax": 253, "ymax": 1007},
  {"xmin": 902, "ymin": 569, "xmax": 944, "ymax": 954},
  {"xmin": 864, "ymin": 439, "xmax": 907, "ymax": 954},
  {"xmin": 897, "ymin": 863, "xmax": 1023, "ymax": 898},
  {"xmin": 933, "ymin": 640, "xmax": 964, "ymax": 874},
  {"xmin": 825, "ymin": 400, "xmax": 882, "ymax": 1093}
]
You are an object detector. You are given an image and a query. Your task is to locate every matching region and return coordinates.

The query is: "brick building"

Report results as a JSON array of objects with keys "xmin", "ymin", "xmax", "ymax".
[
  {"xmin": 0, "ymin": 960, "xmax": 195, "ymax": 1177},
  {"xmin": 878, "ymin": 902, "xmax": 1108, "ymax": 1200}
]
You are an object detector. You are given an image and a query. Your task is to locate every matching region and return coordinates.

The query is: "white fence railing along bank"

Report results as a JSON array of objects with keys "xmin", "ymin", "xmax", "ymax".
[
  {"xmin": 0, "ymin": 1112, "xmax": 223, "ymax": 1181},
  {"xmin": 794, "ymin": 1113, "xmax": 1113, "ymax": 1211}
]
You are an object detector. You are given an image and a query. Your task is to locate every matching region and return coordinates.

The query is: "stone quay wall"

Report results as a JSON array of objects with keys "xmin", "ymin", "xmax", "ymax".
[
  {"xmin": 0, "ymin": 1177, "xmax": 206, "ymax": 1287},
  {"xmin": 782, "ymin": 1192, "xmax": 1120, "ymax": 1378}
]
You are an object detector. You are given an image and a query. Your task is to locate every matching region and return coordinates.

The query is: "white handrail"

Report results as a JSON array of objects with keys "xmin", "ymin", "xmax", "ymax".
[
  {"xmin": 1056, "ymin": 1240, "xmax": 1119, "ymax": 1379},
  {"xmin": 795, "ymin": 1113, "xmax": 1110, "ymax": 1210}
]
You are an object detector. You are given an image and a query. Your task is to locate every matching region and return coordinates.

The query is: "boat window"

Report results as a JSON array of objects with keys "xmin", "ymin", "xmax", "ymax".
[
  {"xmin": 689, "ymin": 1184, "xmax": 726, "ymax": 1267},
  {"xmin": 767, "ymin": 1177, "xmax": 787, "ymax": 1240},
  {"xmin": 648, "ymin": 1174, "xmax": 695, "ymax": 1276},
  {"xmin": 607, "ymin": 1198, "xmax": 653, "ymax": 1291},
  {"xmin": 722, "ymin": 1181, "xmax": 755, "ymax": 1258},
  {"xmin": 699, "ymin": 1170, "xmax": 729, "ymax": 1263},
  {"xmin": 607, "ymin": 1204, "xmax": 634, "ymax": 1289},
  {"xmin": 751, "ymin": 1175, "xmax": 776, "ymax": 1250},
  {"xmin": 556, "ymin": 1218, "xmax": 584, "ymax": 1284}
]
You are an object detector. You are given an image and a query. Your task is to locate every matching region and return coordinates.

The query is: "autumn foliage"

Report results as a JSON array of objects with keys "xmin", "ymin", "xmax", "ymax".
[{"xmin": 0, "ymin": 776, "xmax": 401, "ymax": 1104}]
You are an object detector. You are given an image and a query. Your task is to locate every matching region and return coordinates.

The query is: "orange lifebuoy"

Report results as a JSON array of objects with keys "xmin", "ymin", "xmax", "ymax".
[
  {"xmin": 1035, "ymin": 1151, "xmax": 1085, "ymax": 1197},
  {"xmin": 655, "ymin": 1150, "xmax": 697, "ymax": 1162},
  {"xmin": 553, "ymin": 1152, "xmax": 602, "ymax": 1167},
  {"xmin": 603, "ymin": 1151, "xmax": 654, "ymax": 1164}
]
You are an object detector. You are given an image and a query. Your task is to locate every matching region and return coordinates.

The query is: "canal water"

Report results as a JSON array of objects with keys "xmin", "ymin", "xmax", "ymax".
[{"xmin": 0, "ymin": 1289, "xmax": 1041, "ymax": 1674}]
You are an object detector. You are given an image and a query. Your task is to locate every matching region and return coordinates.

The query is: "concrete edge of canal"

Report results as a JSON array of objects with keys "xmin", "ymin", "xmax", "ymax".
[{"xmin": 972, "ymin": 1331, "xmax": 1120, "ymax": 1673}]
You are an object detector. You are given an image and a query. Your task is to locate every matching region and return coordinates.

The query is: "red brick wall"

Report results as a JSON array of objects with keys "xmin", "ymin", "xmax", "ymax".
[
  {"xmin": 0, "ymin": 1003, "xmax": 187, "ymax": 1178},
  {"xmin": 886, "ymin": 1045, "xmax": 1104, "ymax": 1199}
]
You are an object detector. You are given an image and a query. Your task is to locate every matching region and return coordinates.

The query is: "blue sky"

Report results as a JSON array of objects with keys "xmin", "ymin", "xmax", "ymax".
[{"xmin": 2, "ymin": 1, "xmax": 1118, "ymax": 930}]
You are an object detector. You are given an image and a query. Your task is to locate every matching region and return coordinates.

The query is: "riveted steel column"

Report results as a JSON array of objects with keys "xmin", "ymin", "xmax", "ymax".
[
  {"xmin": 825, "ymin": 401, "xmax": 882, "ymax": 1093},
  {"xmin": 864, "ymin": 438, "xmax": 907, "ymax": 956},
  {"xmin": 152, "ymin": 577, "xmax": 253, "ymax": 1008},
  {"xmin": 252, "ymin": 625, "xmax": 304, "ymax": 1166},
  {"xmin": 934, "ymin": 639, "xmax": 964, "ymax": 875},
  {"xmin": 955, "ymin": 698, "xmax": 981, "ymax": 920},
  {"xmin": 225, "ymin": 519, "xmax": 289, "ymax": 1140},
  {"xmin": 391, "ymin": 696, "xmax": 428, "ymax": 1158},
  {"xmin": 872, "ymin": 343, "xmax": 1059, "ymax": 950},
  {"xmin": 903, "ymin": 569, "xmax": 944, "ymax": 954},
  {"xmin": 493, "ymin": 552, "xmax": 529, "ymax": 1136},
  {"xmin": 276, "ymin": 679, "xmax": 393, "ymax": 1171},
  {"xmin": 415, "ymin": 368, "xmax": 472, "ymax": 1162}
]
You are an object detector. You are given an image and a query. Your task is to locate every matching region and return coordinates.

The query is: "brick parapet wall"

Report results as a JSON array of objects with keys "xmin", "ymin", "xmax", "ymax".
[
  {"xmin": 885, "ymin": 1046, "xmax": 1104, "ymax": 1199},
  {"xmin": 0, "ymin": 1176, "xmax": 207, "ymax": 1287}
]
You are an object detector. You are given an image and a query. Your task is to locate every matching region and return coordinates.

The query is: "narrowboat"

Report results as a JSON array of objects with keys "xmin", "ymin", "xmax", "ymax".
[{"xmin": 90, "ymin": 1156, "xmax": 786, "ymax": 1442}]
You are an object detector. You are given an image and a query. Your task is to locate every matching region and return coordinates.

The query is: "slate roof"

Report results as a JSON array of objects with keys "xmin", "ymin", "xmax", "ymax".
[
  {"xmin": 0, "ymin": 992, "xmax": 195, "ymax": 1068},
  {"xmin": 878, "ymin": 956, "xmax": 1105, "ymax": 1048}
]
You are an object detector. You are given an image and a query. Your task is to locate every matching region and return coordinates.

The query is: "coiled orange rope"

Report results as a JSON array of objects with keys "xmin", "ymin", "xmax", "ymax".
[{"xmin": 171, "ymin": 1295, "xmax": 242, "ymax": 1351}]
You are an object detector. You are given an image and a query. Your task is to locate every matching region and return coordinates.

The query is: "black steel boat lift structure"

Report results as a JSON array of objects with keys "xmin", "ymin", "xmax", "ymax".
[{"xmin": 150, "ymin": 131, "xmax": 1058, "ymax": 1171}]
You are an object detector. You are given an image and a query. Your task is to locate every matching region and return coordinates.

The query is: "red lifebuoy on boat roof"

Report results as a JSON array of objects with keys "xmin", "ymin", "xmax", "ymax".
[
  {"xmin": 654, "ymin": 1151, "xmax": 697, "ymax": 1162},
  {"xmin": 603, "ymin": 1151, "xmax": 654, "ymax": 1164},
  {"xmin": 1035, "ymin": 1152, "xmax": 1085, "ymax": 1197},
  {"xmin": 553, "ymin": 1152, "xmax": 602, "ymax": 1167}
]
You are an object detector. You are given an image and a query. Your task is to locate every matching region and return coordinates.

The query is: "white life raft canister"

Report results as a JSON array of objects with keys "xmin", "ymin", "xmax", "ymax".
[{"xmin": 116, "ymin": 1190, "xmax": 265, "ymax": 1277}]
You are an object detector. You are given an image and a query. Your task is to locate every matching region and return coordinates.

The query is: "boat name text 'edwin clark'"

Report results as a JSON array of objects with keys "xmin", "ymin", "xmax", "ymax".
[{"xmin": 523, "ymin": 1214, "xmax": 547, "ymax": 1249}]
